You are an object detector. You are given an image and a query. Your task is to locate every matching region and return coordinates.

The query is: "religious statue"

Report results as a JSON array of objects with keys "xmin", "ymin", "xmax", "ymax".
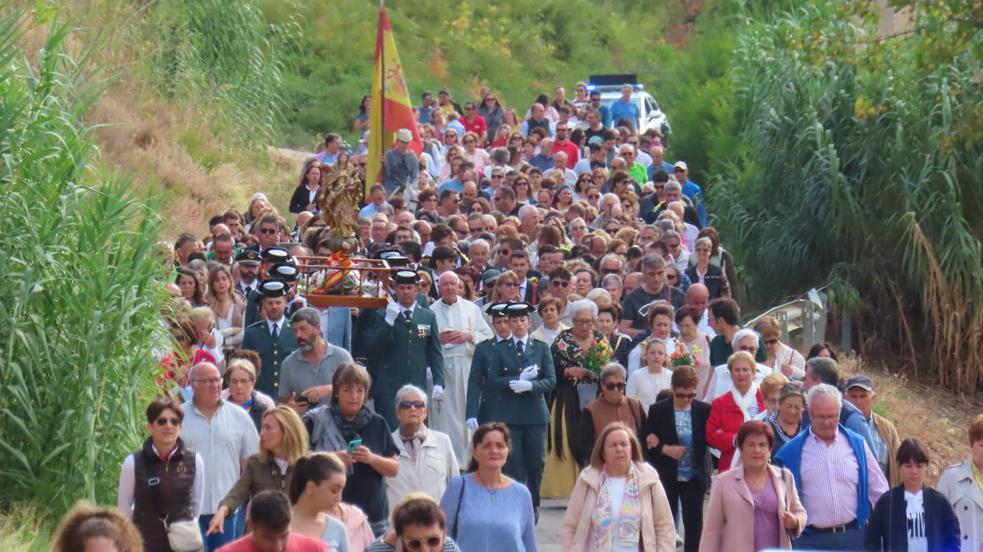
[{"xmin": 316, "ymin": 155, "xmax": 363, "ymax": 253}]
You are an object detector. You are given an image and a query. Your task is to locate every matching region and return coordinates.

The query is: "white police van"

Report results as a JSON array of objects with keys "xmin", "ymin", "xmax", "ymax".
[{"xmin": 587, "ymin": 74, "xmax": 670, "ymax": 137}]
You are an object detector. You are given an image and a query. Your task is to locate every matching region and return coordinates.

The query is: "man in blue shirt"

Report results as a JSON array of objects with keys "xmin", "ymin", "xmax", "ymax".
[
  {"xmin": 672, "ymin": 161, "xmax": 707, "ymax": 227},
  {"xmin": 589, "ymin": 90, "xmax": 611, "ymax": 128},
  {"xmin": 359, "ymin": 184, "xmax": 391, "ymax": 219},
  {"xmin": 609, "ymin": 84, "xmax": 640, "ymax": 131},
  {"xmin": 315, "ymin": 133, "xmax": 341, "ymax": 166}
]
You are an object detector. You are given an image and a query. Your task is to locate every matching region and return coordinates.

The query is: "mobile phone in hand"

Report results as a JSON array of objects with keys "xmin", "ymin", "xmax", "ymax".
[{"xmin": 347, "ymin": 438, "xmax": 363, "ymax": 454}]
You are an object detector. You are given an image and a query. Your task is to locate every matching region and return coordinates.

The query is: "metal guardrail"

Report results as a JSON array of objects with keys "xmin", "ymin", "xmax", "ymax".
[{"xmin": 746, "ymin": 288, "xmax": 828, "ymax": 351}]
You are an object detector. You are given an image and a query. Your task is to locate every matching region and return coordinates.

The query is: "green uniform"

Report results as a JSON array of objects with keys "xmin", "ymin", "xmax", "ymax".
[
  {"xmin": 366, "ymin": 304, "xmax": 445, "ymax": 428},
  {"xmin": 485, "ymin": 335, "xmax": 556, "ymax": 509},
  {"xmin": 241, "ymin": 319, "xmax": 297, "ymax": 397},
  {"xmin": 244, "ymin": 290, "xmax": 304, "ymax": 327},
  {"xmin": 465, "ymin": 337, "xmax": 510, "ymax": 424}
]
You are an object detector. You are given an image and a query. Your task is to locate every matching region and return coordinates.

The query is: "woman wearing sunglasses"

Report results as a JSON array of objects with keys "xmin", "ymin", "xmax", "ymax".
[
  {"xmin": 642, "ymin": 366, "xmax": 711, "ymax": 552},
  {"xmin": 580, "ymin": 363, "xmax": 647, "ymax": 463},
  {"xmin": 367, "ymin": 495, "xmax": 461, "ymax": 551},
  {"xmin": 118, "ymin": 398, "xmax": 204, "ymax": 552}
]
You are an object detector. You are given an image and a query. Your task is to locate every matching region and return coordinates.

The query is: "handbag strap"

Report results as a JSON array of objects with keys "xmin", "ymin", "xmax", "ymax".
[
  {"xmin": 136, "ymin": 451, "xmax": 171, "ymax": 527},
  {"xmin": 450, "ymin": 476, "xmax": 466, "ymax": 540}
]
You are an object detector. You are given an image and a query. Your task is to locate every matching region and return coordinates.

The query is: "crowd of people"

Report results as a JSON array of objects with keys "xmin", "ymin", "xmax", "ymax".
[{"xmin": 53, "ymin": 85, "xmax": 983, "ymax": 552}]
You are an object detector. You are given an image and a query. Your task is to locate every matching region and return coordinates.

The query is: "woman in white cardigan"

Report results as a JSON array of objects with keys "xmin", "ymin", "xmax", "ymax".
[{"xmin": 385, "ymin": 385, "xmax": 459, "ymax": 514}]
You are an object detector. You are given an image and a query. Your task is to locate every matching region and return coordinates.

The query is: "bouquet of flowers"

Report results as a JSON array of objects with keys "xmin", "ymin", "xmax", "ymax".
[
  {"xmin": 670, "ymin": 339, "xmax": 701, "ymax": 368},
  {"xmin": 582, "ymin": 339, "xmax": 614, "ymax": 380}
]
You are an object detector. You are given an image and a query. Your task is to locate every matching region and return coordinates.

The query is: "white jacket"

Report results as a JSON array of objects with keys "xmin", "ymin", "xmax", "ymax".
[
  {"xmin": 937, "ymin": 458, "xmax": 983, "ymax": 552},
  {"xmin": 386, "ymin": 429, "xmax": 460, "ymax": 514}
]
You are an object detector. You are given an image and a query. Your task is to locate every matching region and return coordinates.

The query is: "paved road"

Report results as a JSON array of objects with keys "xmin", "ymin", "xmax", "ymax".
[{"xmin": 536, "ymin": 499, "xmax": 566, "ymax": 551}]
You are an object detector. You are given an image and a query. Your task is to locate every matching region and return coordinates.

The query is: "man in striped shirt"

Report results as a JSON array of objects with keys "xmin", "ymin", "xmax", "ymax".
[{"xmin": 775, "ymin": 384, "xmax": 889, "ymax": 550}]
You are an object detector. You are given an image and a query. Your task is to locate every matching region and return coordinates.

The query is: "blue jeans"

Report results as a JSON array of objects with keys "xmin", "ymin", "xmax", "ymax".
[{"xmin": 199, "ymin": 512, "xmax": 237, "ymax": 552}]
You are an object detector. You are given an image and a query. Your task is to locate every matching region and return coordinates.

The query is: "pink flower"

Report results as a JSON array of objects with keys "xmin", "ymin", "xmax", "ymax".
[{"xmin": 557, "ymin": 341, "xmax": 568, "ymax": 351}]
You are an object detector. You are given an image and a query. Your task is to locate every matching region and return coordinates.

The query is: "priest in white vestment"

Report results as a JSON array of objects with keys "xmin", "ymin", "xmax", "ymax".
[{"xmin": 429, "ymin": 271, "xmax": 493, "ymax": 464}]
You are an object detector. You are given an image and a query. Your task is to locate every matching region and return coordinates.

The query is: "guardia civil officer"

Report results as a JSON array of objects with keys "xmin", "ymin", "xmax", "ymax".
[
  {"xmin": 486, "ymin": 302, "xmax": 556, "ymax": 518},
  {"xmin": 241, "ymin": 280, "xmax": 298, "ymax": 397},
  {"xmin": 366, "ymin": 270, "xmax": 445, "ymax": 429}
]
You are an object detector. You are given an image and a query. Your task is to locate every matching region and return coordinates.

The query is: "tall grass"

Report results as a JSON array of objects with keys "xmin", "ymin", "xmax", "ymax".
[
  {"xmin": 710, "ymin": 2, "xmax": 983, "ymax": 389},
  {"xmin": 0, "ymin": 14, "xmax": 167, "ymax": 514}
]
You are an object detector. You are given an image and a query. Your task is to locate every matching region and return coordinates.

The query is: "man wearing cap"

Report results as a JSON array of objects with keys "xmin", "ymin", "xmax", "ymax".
[
  {"xmin": 429, "ymin": 271, "xmax": 493, "ymax": 465},
  {"xmin": 244, "ymin": 249, "xmax": 291, "ymax": 327},
  {"xmin": 845, "ymin": 375, "xmax": 902, "ymax": 486},
  {"xmin": 466, "ymin": 302, "xmax": 513, "ymax": 429},
  {"xmin": 366, "ymin": 270, "xmax": 445, "ymax": 429},
  {"xmin": 381, "ymin": 128, "xmax": 419, "ymax": 196},
  {"xmin": 487, "ymin": 302, "xmax": 556, "ymax": 516},
  {"xmin": 235, "ymin": 250, "xmax": 261, "ymax": 298},
  {"xmin": 672, "ymin": 161, "xmax": 707, "ymax": 227},
  {"xmin": 241, "ymin": 280, "xmax": 298, "ymax": 398}
]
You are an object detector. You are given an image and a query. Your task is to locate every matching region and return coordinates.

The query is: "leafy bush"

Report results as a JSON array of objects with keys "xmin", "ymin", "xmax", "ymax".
[
  {"xmin": 0, "ymin": 15, "xmax": 167, "ymax": 513},
  {"xmin": 709, "ymin": 1, "xmax": 983, "ymax": 388}
]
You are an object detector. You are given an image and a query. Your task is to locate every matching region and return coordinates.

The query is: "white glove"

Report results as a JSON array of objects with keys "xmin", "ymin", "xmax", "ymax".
[
  {"xmin": 519, "ymin": 364, "xmax": 539, "ymax": 381},
  {"xmin": 432, "ymin": 385, "xmax": 444, "ymax": 401},
  {"xmin": 509, "ymin": 380, "xmax": 533, "ymax": 394},
  {"xmin": 466, "ymin": 418, "xmax": 479, "ymax": 431},
  {"xmin": 384, "ymin": 302, "xmax": 401, "ymax": 326}
]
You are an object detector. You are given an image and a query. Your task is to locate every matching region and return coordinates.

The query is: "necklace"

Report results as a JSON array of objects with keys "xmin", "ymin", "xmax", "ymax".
[{"xmin": 474, "ymin": 472, "xmax": 504, "ymax": 500}]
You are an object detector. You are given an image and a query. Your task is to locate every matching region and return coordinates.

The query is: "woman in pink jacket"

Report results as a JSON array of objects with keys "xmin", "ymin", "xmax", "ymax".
[
  {"xmin": 562, "ymin": 421, "xmax": 677, "ymax": 551},
  {"xmin": 700, "ymin": 421, "xmax": 807, "ymax": 552}
]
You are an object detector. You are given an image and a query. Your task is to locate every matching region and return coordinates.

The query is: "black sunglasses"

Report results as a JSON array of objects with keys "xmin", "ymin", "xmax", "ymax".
[
  {"xmin": 155, "ymin": 417, "xmax": 181, "ymax": 426},
  {"xmin": 604, "ymin": 382, "xmax": 626, "ymax": 391},
  {"xmin": 551, "ymin": 280, "xmax": 570, "ymax": 287},
  {"xmin": 398, "ymin": 400, "xmax": 426, "ymax": 410},
  {"xmin": 259, "ymin": 228, "xmax": 277, "ymax": 235},
  {"xmin": 403, "ymin": 537, "xmax": 442, "ymax": 550}
]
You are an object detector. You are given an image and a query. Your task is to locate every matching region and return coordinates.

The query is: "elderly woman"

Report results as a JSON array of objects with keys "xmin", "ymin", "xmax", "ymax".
[
  {"xmin": 189, "ymin": 306, "xmax": 224, "ymax": 368},
  {"xmin": 562, "ymin": 422, "xmax": 676, "ymax": 551},
  {"xmin": 700, "ymin": 421, "xmax": 807, "ymax": 551},
  {"xmin": 755, "ymin": 372, "xmax": 790, "ymax": 421},
  {"xmin": 531, "ymin": 296, "xmax": 568, "ymax": 345},
  {"xmin": 118, "ymin": 398, "xmax": 204, "ymax": 551},
  {"xmin": 386, "ymin": 385, "xmax": 459, "ymax": 511},
  {"xmin": 581, "ymin": 363, "xmax": 647, "ymax": 461},
  {"xmin": 54, "ymin": 502, "xmax": 143, "ymax": 552},
  {"xmin": 753, "ymin": 317, "xmax": 805, "ymax": 379},
  {"xmin": 221, "ymin": 357, "xmax": 274, "ymax": 430},
  {"xmin": 440, "ymin": 423, "xmax": 537, "ymax": 552},
  {"xmin": 705, "ymin": 351, "xmax": 765, "ymax": 472},
  {"xmin": 542, "ymin": 300, "xmax": 608, "ymax": 498},
  {"xmin": 684, "ymin": 237, "xmax": 729, "ymax": 300},
  {"xmin": 765, "ymin": 383, "xmax": 806, "ymax": 454},
  {"xmin": 305, "ymin": 363, "xmax": 400, "ymax": 536},
  {"xmin": 937, "ymin": 413, "xmax": 983, "ymax": 552},
  {"xmin": 207, "ymin": 406, "xmax": 309, "ymax": 537},
  {"xmin": 643, "ymin": 366, "xmax": 711, "ymax": 552},
  {"xmin": 866, "ymin": 438, "xmax": 961, "ymax": 552}
]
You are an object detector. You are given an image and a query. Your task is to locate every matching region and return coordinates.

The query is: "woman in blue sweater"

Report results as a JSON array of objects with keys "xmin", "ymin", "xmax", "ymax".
[{"xmin": 439, "ymin": 422, "xmax": 538, "ymax": 552}]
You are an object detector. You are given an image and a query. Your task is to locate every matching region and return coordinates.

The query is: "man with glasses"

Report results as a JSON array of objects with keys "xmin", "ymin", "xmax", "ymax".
[
  {"xmin": 775, "ymin": 383, "xmax": 888, "ymax": 551},
  {"xmin": 242, "ymin": 280, "xmax": 298, "ymax": 397},
  {"xmin": 181, "ymin": 362, "xmax": 260, "ymax": 551},
  {"xmin": 589, "ymin": 90, "xmax": 612, "ymax": 128},
  {"xmin": 494, "ymin": 186, "xmax": 520, "ymax": 217},
  {"xmin": 547, "ymin": 267, "xmax": 574, "ymax": 301},
  {"xmin": 366, "ymin": 495, "xmax": 462, "ymax": 551},
  {"xmin": 247, "ymin": 214, "xmax": 282, "ymax": 254},
  {"xmin": 551, "ymin": 122, "xmax": 579, "ymax": 169},
  {"xmin": 619, "ymin": 143, "xmax": 648, "ymax": 188},
  {"xmin": 598, "ymin": 253, "xmax": 625, "ymax": 277},
  {"xmin": 460, "ymin": 102, "xmax": 487, "ymax": 145}
]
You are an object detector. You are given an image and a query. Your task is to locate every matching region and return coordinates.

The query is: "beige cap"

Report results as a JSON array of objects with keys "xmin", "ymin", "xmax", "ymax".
[{"xmin": 396, "ymin": 128, "xmax": 413, "ymax": 143}]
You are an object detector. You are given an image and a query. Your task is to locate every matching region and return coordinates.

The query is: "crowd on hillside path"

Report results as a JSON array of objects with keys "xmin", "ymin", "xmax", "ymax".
[{"xmin": 54, "ymin": 84, "xmax": 983, "ymax": 552}]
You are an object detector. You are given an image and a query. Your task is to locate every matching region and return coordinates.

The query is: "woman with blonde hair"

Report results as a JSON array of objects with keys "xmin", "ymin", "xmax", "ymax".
[
  {"xmin": 753, "ymin": 317, "xmax": 805, "ymax": 379},
  {"xmin": 55, "ymin": 501, "xmax": 144, "ymax": 552},
  {"xmin": 205, "ymin": 264, "xmax": 246, "ymax": 348},
  {"xmin": 206, "ymin": 406, "xmax": 310, "ymax": 537},
  {"xmin": 562, "ymin": 421, "xmax": 676, "ymax": 551}
]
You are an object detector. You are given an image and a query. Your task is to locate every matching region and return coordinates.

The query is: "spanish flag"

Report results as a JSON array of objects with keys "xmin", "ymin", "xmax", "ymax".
[{"xmin": 365, "ymin": 5, "xmax": 422, "ymax": 196}]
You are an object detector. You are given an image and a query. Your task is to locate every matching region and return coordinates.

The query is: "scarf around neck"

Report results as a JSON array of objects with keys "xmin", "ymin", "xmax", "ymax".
[
  {"xmin": 591, "ymin": 463, "xmax": 642, "ymax": 550},
  {"xmin": 731, "ymin": 384, "xmax": 759, "ymax": 422}
]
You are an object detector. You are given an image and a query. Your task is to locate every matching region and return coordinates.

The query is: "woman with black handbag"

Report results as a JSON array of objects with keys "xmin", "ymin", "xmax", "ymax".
[{"xmin": 118, "ymin": 397, "xmax": 204, "ymax": 552}]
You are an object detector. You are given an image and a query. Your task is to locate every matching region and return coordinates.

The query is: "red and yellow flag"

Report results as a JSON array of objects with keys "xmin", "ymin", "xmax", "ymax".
[{"xmin": 365, "ymin": 6, "xmax": 422, "ymax": 195}]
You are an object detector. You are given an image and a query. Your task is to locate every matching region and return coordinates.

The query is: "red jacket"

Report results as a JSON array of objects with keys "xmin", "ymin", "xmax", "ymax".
[
  {"xmin": 705, "ymin": 388, "xmax": 765, "ymax": 471},
  {"xmin": 552, "ymin": 139, "xmax": 580, "ymax": 168}
]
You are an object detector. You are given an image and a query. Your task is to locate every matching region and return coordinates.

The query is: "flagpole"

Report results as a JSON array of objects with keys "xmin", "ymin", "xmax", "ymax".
[{"xmin": 378, "ymin": 0, "xmax": 385, "ymax": 194}]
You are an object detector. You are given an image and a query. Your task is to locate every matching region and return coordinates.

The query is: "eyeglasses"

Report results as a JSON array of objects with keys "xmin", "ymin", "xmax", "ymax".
[
  {"xmin": 764, "ymin": 339, "xmax": 779, "ymax": 345},
  {"xmin": 571, "ymin": 225, "xmax": 586, "ymax": 231},
  {"xmin": 573, "ymin": 318, "xmax": 594, "ymax": 325},
  {"xmin": 491, "ymin": 174, "xmax": 503, "ymax": 179},
  {"xmin": 398, "ymin": 400, "xmax": 426, "ymax": 410},
  {"xmin": 229, "ymin": 377, "xmax": 253, "ymax": 386},
  {"xmin": 403, "ymin": 537, "xmax": 443, "ymax": 551},
  {"xmin": 514, "ymin": 180, "xmax": 528, "ymax": 186},
  {"xmin": 469, "ymin": 227, "xmax": 484, "ymax": 234},
  {"xmin": 666, "ymin": 274, "xmax": 679, "ymax": 281},
  {"xmin": 155, "ymin": 417, "xmax": 181, "ymax": 426},
  {"xmin": 193, "ymin": 377, "xmax": 223, "ymax": 385},
  {"xmin": 604, "ymin": 382, "xmax": 626, "ymax": 391},
  {"xmin": 551, "ymin": 280, "xmax": 570, "ymax": 288},
  {"xmin": 588, "ymin": 194, "xmax": 600, "ymax": 200},
  {"xmin": 259, "ymin": 228, "xmax": 277, "ymax": 235},
  {"xmin": 674, "ymin": 168, "xmax": 685, "ymax": 173}
]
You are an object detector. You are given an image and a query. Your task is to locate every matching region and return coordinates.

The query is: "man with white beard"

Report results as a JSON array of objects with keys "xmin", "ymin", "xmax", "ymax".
[{"xmin": 428, "ymin": 271, "xmax": 493, "ymax": 464}]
